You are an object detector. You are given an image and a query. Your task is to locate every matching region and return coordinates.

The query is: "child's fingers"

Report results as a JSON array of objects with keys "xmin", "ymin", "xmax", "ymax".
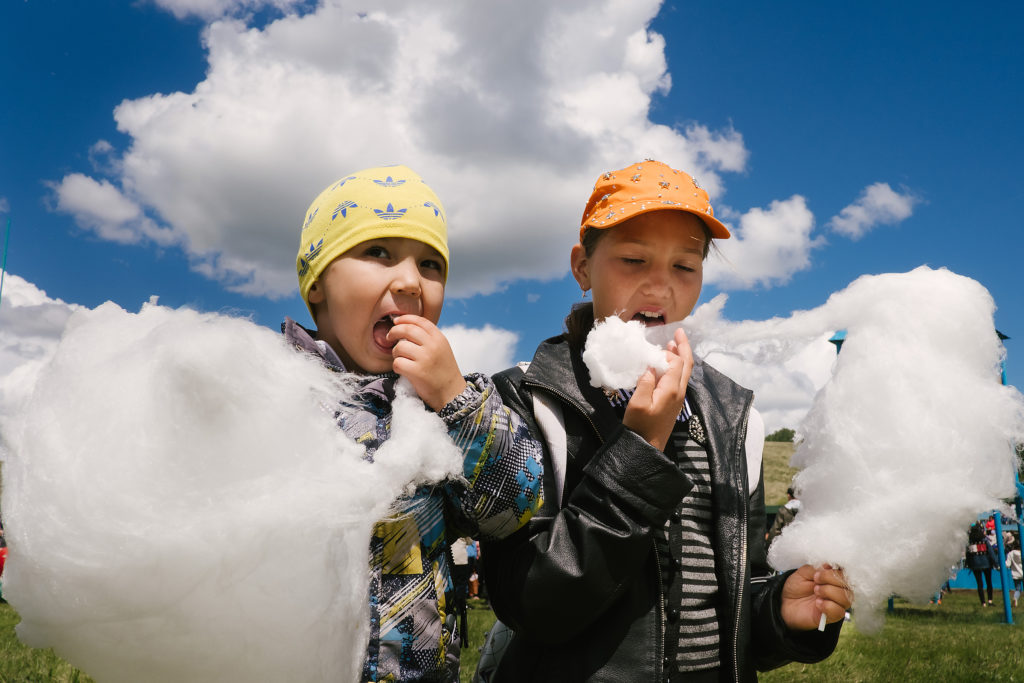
[
  {"xmin": 387, "ymin": 321, "xmax": 431, "ymax": 347},
  {"xmin": 391, "ymin": 313, "xmax": 436, "ymax": 333},
  {"xmin": 390, "ymin": 338, "xmax": 420, "ymax": 361},
  {"xmin": 654, "ymin": 353, "xmax": 686, "ymax": 401},
  {"xmin": 814, "ymin": 583, "xmax": 853, "ymax": 610},
  {"xmin": 633, "ymin": 368, "xmax": 656, "ymax": 402},
  {"xmin": 673, "ymin": 326, "xmax": 691, "ymax": 352},
  {"xmin": 813, "ymin": 565, "xmax": 849, "ymax": 589}
]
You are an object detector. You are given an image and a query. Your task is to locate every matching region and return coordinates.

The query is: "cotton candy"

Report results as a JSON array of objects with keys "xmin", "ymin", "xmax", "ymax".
[
  {"xmin": 0, "ymin": 301, "xmax": 462, "ymax": 682},
  {"xmin": 685, "ymin": 267, "xmax": 1024, "ymax": 631},
  {"xmin": 583, "ymin": 317, "xmax": 678, "ymax": 389}
]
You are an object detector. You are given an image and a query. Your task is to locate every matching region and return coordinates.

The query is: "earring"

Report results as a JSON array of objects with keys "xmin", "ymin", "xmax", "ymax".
[{"xmin": 581, "ymin": 287, "xmax": 589, "ymax": 300}]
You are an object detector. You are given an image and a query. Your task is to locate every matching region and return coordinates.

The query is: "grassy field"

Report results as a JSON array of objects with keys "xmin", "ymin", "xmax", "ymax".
[
  {"xmin": 458, "ymin": 592, "xmax": 1024, "ymax": 682},
  {"xmin": 762, "ymin": 440, "xmax": 799, "ymax": 506},
  {"xmin": 0, "ymin": 602, "xmax": 95, "ymax": 683},
  {"xmin": 6, "ymin": 592, "xmax": 1024, "ymax": 682}
]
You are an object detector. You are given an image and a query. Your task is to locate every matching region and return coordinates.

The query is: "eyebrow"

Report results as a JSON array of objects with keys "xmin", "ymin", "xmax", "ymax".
[{"xmin": 617, "ymin": 237, "xmax": 705, "ymax": 254}]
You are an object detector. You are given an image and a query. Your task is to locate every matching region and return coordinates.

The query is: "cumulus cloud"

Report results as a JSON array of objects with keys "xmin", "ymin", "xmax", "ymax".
[
  {"xmin": 705, "ymin": 195, "xmax": 823, "ymax": 289},
  {"xmin": 50, "ymin": 174, "xmax": 177, "ymax": 246},
  {"xmin": 0, "ymin": 270, "xmax": 517, "ymax": 413},
  {"xmin": 442, "ymin": 324, "xmax": 518, "ymax": 377},
  {"xmin": 50, "ymin": 0, "xmax": 752, "ymax": 299},
  {"xmin": 152, "ymin": 0, "xmax": 307, "ymax": 21},
  {"xmin": 828, "ymin": 182, "xmax": 919, "ymax": 240},
  {"xmin": 687, "ymin": 294, "xmax": 838, "ymax": 433},
  {"xmin": 0, "ymin": 272, "xmax": 84, "ymax": 410}
]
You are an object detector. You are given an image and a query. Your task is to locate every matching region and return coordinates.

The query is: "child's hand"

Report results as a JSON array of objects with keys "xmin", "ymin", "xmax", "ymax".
[
  {"xmin": 622, "ymin": 327, "xmax": 692, "ymax": 451},
  {"xmin": 780, "ymin": 563, "xmax": 853, "ymax": 631},
  {"xmin": 387, "ymin": 314, "xmax": 467, "ymax": 412}
]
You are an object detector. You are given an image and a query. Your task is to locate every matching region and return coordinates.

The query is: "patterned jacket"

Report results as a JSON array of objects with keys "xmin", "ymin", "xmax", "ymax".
[{"xmin": 283, "ymin": 319, "xmax": 543, "ymax": 682}]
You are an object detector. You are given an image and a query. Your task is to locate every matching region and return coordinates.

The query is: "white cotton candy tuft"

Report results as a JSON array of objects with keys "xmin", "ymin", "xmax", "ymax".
[
  {"xmin": 0, "ymin": 301, "xmax": 462, "ymax": 682},
  {"xmin": 583, "ymin": 317, "xmax": 677, "ymax": 389},
  {"xmin": 685, "ymin": 267, "xmax": 1024, "ymax": 632}
]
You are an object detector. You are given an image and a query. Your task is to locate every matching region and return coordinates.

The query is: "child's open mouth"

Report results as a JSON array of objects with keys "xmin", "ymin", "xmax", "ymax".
[
  {"xmin": 631, "ymin": 310, "xmax": 665, "ymax": 326},
  {"xmin": 372, "ymin": 315, "xmax": 397, "ymax": 350}
]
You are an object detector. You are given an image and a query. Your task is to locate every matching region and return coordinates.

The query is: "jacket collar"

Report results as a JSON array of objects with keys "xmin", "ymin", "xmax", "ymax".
[
  {"xmin": 282, "ymin": 316, "xmax": 399, "ymax": 406},
  {"xmin": 522, "ymin": 335, "xmax": 603, "ymax": 419}
]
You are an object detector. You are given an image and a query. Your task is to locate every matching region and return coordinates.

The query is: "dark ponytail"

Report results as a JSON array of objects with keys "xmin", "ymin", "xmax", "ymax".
[{"xmin": 564, "ymin": 302, "xmax": 595, "ymax": 351}]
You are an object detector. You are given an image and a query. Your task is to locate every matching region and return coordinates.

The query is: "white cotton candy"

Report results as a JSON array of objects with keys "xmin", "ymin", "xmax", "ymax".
[
  {"xmin": 0, "ymin": 301, "xmax": 462, "ymax": 682},
  {"xmin": 685, "ymin": 267, "xmax": 1024, "ymax": 631},
  {"xmin": 583, "ymin": 317, "xmax": 677, "ymax": 389}
]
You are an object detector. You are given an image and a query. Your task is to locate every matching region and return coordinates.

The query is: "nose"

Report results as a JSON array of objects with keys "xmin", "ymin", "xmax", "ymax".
[
  {"xmin": 389, "ymin": 256, "xmax": 422, "ymax": 298},
  {"xmin": 641, "ymin": 264, "xmax": 670, "ymax": 296}
]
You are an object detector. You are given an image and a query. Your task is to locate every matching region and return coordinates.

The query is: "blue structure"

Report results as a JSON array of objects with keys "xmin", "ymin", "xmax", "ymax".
[{"xmin": 946, "ymin": 331, "xmax": 1019, "ymax": 624}]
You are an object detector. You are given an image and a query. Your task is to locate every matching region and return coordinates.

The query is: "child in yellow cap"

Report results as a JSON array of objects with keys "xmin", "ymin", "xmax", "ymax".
[
  {"xmin": 476, "ymin": 160, "xmax": 851, "ymax": 682},
  {"xmin": 285, "ymin": 165, "xmax": 543, "ymax": 682}
]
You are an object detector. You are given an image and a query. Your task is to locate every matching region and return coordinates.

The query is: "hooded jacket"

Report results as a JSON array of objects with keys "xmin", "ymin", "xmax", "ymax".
[
  {"xmin": 480, "ymin": 334, "xmax": 840, "ymax": 682},
  {"xmin": 283, "ymin": 319, "xmax": 544, "ymax": 682}
]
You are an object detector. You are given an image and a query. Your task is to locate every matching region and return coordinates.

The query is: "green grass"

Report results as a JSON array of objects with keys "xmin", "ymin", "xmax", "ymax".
[
  {"xmin": 762, "ymin": 591, "xmax": 1024, "ymax": 681},
  {"xmin": 8, "ymin": 593, "xmax": 1024, "ymax": 682},
  {"xmin": 460, "ymin": 592, "xmax": 1024, "ymax": 682},
  {"xmin": 0, "ymin": 602, "xmax": 95, "ymax": 683},
  {"xmin": 763, "ymin": 441, "xmax": 799, "ymax": 506},
  {"xmin": 459, "ymin": 599, "xmax": 498, "ymax": 683}
]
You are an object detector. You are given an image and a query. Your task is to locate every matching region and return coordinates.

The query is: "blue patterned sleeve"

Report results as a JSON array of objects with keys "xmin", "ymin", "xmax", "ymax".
[{"xmin": 439, "ymin": 373, "xmax": 544, "ymax": 541}]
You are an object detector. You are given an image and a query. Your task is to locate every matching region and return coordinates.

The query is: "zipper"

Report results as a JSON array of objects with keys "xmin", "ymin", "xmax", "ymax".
[
  {"xmin": 522, "ymin": 379, "xmax": 604, "ymax": 445},
  {"xmin": 731, "ymin": 400, "xmax": 752, "ymax": 683},
  {"xmin": 653, "ymin": 539, "xmax": 666, "ymax": 683}
]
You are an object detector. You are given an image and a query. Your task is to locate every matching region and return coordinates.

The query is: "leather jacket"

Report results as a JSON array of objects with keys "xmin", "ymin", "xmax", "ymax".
[{"xmin": 481, "ymin": 335, "xmax": 840, "ymax": 682}]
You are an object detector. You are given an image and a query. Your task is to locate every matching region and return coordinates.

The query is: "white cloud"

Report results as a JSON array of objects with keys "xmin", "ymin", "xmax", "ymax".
[
  {"xmin": 0, "ymin": 272, "xmax": 84, "ymax": 411},
  {"xmin": 152, "ymin": 0, "xmax": 305, "ymax": 21},
  {"xmin": 0, "ymin": 197, "xmax": 9, "ymax": 214},
  {"xmin": 687, "ymin": 294, "xmax": 839, "ymax": 434},
  {"xmin": 828, "ymin": 182, "xmax": 919, "ymax": 240},
  {"xmin": 51, "ymin": 0, "xmax": 752, "ymax": 299},
  {"xmin": 705, "ymin": 195, "xmax": 823, "ymax": 289},
  {"xmin": 442, "ymin": 324, "xmax": 519, "ymax": 377},
  {"xmin": 0, "ymin": 270, "xmax": 519, "ymax": 413},
  {"xmin": 50, "ymin": 174, "xmax": 177, "ymax": 246}
]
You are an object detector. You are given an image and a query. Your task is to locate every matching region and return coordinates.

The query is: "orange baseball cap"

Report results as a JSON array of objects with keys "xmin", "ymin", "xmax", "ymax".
[{"xmin": 580, "ymin": 160, "xmax": 730, "ymax": 241}]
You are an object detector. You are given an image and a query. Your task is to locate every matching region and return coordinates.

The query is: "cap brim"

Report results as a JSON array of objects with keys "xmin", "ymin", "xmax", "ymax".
[{"xmin": 582, "ymin": 204, "xmax": 731, "ymax": 240}]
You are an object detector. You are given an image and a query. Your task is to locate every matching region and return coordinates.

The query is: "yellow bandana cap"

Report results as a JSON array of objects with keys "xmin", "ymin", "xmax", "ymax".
[{"xmin": 296, "ymin": 165, "xmax": 449, "ymax": 317}]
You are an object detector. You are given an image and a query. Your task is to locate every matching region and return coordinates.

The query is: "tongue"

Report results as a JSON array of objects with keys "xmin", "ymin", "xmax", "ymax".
[{"xmin": 373, "ymin": 319, "xmax": 394, "ymax": 349}]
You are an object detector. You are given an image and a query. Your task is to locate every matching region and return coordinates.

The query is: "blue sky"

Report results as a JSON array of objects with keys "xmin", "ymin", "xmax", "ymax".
[{"xmin": 1, "ymin": 0, "xmax": 1021, "ymax": 429}]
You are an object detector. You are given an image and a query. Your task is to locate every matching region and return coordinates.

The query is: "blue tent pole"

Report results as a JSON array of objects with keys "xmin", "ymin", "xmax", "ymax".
[
  {"xmin": 0, "ymin": 217, "xmax": 11, "ymax": 309},
  {"xmin": 994, "ymin": 512, "xmax": 1014, "ymax": 624}
]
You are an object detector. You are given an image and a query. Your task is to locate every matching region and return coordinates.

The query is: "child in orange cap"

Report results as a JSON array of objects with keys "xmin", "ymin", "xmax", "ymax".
[
  {"xmin": 477, "ymin": 160, "xmax": 851, "ymax": 682},
  {"xmin": 285, "ymin": 164, "xmax": 543, "ymax": 682}
]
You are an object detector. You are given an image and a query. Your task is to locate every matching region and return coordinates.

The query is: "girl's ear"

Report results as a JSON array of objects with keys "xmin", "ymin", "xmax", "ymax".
[
  {"xmin": 307, "ymin": 280, "xmax": 324, "ymax": 305},
  {"xmin": 569, "ymin": 243, "xmax": 590, "ymax": 292}
]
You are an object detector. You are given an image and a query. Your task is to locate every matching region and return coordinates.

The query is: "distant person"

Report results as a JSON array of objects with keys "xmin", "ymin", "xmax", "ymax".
[
  {"xmin": 766, "ymin": 486, "xmax": 801, "ymax": 545},
  {"xmin": 466, "ymin": 537, "xmax": 480, "ymax": 599},
  {"xmin": 1005, "ymin": 534, "xmax": 1023, "ymax": 608},
  {"xmin": 451, "ymin": 537, "xmax": 471, "ymax": 644},
  {"xmin": 966, "ymin": 522, "xmax": 997, "ymax": 606},
  {"xmin": 0, "ymin": 514, "xmax": 6, "ymax": 603}
]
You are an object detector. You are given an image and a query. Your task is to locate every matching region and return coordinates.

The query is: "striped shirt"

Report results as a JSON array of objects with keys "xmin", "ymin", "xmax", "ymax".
[
  {"xmin": 606, "ymin": 390, "xmax": 721, "ymax": 677},
  {"xmin": 661, "ymin": 418, "xmax": 720, "ymax": 675}
]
